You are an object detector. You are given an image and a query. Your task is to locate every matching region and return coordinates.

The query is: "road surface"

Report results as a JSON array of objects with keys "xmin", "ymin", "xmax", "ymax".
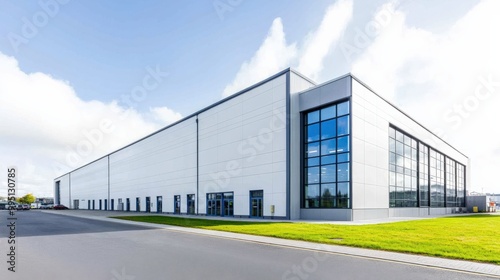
[{"xmin": 0, "ymin": 211, "xmax": 496, "ymax": 280}]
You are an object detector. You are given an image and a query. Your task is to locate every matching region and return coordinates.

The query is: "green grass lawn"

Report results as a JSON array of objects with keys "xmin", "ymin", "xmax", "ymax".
[{"xmin": 112, "ymin": 215, "xmax": 500, "ymax": 264}]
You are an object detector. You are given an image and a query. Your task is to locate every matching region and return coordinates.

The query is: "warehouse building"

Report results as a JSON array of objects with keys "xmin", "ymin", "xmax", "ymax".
[{"xmin": 54, "ymin": 69, "xmax": 469, "ymax": 221}]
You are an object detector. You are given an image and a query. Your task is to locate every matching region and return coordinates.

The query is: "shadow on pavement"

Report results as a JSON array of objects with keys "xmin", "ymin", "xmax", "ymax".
[{"xmin": 0, "ymin": 210, "xmax": 155, "ymax": 237}]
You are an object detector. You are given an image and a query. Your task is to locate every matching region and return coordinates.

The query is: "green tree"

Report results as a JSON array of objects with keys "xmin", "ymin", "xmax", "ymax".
[{"xmin": 19, "ymin": 193, "xmax": 36, "ymax": 204}]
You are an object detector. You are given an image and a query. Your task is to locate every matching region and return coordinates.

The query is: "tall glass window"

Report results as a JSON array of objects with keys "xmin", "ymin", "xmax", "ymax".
[
  {"xmin": 430, "ymin": 149, "xmax": 445, "ymax": 207},
  {"xmin": 389, "ymin": 127, "xmax": 418, "ymax": 207},
  {"xmin": 389, "ymin": 126, "xmax": 466, "ymax": 209},
  {"xmin": 304, "ymin": 100, "xmax": 350, "ymax": 208},
  {"xmin": 457, "ymin": 164, "xmax": 465, "ymax": 207},
  {"xmin": 419, "ymin": 143, "xmax": 429, "ymax": 207},
  {"xmin": 446, "ymin": 158, "xmax": 457, "ymax": 207}
]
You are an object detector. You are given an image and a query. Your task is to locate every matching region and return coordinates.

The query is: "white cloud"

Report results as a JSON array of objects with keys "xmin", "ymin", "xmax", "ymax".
[
  {"xmin": 0, "ymin": 52, "xmax": 182, "ymax": 197},
  {"xmin": 149, "ymin": 106, "xmax": 183, "ymax": 125},
  {"xmin": 351, "ymin": 2, "xmax": 436, "ymax": 101},
  {"xmin": 223, "ymin": 0, "xmax": 353, "ymax": 97},
  {"xmin": 352, "ymin": 0, "xmax": 500, "ymax": 192},
  {"xmin": 297, "ymin": 0, "xmax": 353, "ymax": 80},
  {"xmin": 222, "ymin": 18, "xmax": 297, "ymax": 97}
]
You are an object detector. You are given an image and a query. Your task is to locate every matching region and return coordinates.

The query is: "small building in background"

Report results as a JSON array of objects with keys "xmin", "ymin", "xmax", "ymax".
[{"xmin": 466, "ymin": 195, "xmax": 497, "ymax": 212}]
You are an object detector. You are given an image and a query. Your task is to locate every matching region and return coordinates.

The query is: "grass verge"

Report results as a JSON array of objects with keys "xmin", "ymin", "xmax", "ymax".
[{"xmin": 112, "ymin": 214, "xmax": 500, "ymax": 264}]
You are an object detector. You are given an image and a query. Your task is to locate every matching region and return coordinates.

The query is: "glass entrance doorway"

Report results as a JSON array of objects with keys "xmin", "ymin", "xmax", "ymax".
[
  {"xmin": 187, "ymin": 194, "xmax": 195, "ymax": 214},
  {"xmin": 145, "ymin": 197, "xmax": 151, "ymax": 213},
  {"xmin": 250, "ymin": 190, "xmax": 263, "ymax": 218},
  {"xmin": 174, "ymin": 195, "xmax": 180, "ymax": 214},
  {"xmin": 157, "ymin": 196, "xmax": 162, "ymax": 213},
  {"xmin": 206, "ymin": 192, "xmax": 233, "ymax": 217}
]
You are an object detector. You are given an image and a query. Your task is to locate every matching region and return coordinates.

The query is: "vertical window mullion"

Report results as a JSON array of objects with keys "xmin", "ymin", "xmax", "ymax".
[{"xmin": 318, "ymin": 109, "xmax": 322, "ymax": 208}]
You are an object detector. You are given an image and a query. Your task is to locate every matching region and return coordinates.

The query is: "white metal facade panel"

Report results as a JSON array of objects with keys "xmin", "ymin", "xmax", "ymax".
[
  {"xmin": 71, "ymin": 157, "xmax": 109, "ymax": 209},
  {"xmin": 109, "ymin": 117, "xmax": 197, "ymax": 213},
  {"xmin": 198, "ymin": 74, "xmax": 288, "ymax": 217}
]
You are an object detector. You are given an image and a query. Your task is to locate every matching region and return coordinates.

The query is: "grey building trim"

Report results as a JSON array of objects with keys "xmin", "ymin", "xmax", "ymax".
[
  {"xmin": 196, "ymin": 115, "xmax": 199, "ymax": 215},
  {"xmin": 294, "ymin": 73, "xmax": 352, "ymax": 96},
  {"xmin": 298, "ymin": 75, "xmax": 352, "ymax": 113},
  {"xmin": 107, "ymin": 155, "xmax": 110, "ymax": 210},
  {"xmin": 348, "ymin": 95, "xmax": 353, "ymax": 215},
  {"xmin": 68, "ymin": 173, "xmax": 71, "ymax": 208},
  {"xmin": 285, "ymin": 71, "xmax": 291, "ymax": 220}
]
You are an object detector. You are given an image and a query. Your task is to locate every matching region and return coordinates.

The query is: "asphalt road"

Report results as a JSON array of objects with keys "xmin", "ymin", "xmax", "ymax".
[{"xmin": 0, "ymin": 211, "xmax": 496, "ymax": 280}]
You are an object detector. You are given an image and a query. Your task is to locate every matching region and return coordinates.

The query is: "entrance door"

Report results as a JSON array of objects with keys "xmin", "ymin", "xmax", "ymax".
[
  {"xmin": 223, "ymin": 193, "xmax": 234, "ymax": 216},
  {"xmin": 206, "ymin": 192, "xmax": 234, "ymax": 217},
  {"xmin": 55, "ymin": 181, "xmax": 61, "ymax": 205},
  {"xmin": 207, "ymin": 194, "xmax": 215, "ymax": 215},
  {"xmin": 157, "ymin": 196, "xmax": 162, "ymax": 213},
  {"xmin": 111, "ymin": 199, "xmax": 114, "ymax": 211},
  {"xmin": 92, "ymin": 200, "xmax": 95, "ymax": 210},
  {"xmin": 126, "ymin": 198, "xmax": 130, "ymax": 211},
  {"xmin": 88, "ymin": 200, "xmax": 91, "ymax": 210},
  {"xmin": 73, "ymin": 200, "xmax": 79, "ymax": 210},
  {"xmin": 136, "ymin": 197, "xmax": 140, "ymax": 212},
  {"xmin": 187, "ymin": 194, "xmax": 195, "ymax": 214},
  {"xmin": 174, "ymin": 195, "xmax": 181, "ymax": 214},
  {"xmin": 104, "ymin": 199, "xmax": 108, "ymax": 210},
  {"xmin": 99, "ymin": 199, "xmax": 102, "ymax": 210},
  {"xmin": 250, "ymin": 190, "xmax": 263, "ymax": 218},
  {"xmin": 145, "ymin": 197, "xmax": 151, "ymax": 213}
]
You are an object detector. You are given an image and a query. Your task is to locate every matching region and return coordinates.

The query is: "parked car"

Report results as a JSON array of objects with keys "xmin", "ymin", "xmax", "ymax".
[
  {"xmin": 0, "ymin": 201, "xmax": 8, "ymax": 210},
  {"xmin": 40, "ymin": 204, "xmax": 54, "ymax": 209},
  {"xmin": 22, "ymin": 204, "xmax": 30, "ymax": 210},
  {"xmin": 53, "ymin": 204, "xmax": 69, "ymax": 210},
  {"xmin": 16, "ymin": 204, "xmax": 23, "ymax": 210}
]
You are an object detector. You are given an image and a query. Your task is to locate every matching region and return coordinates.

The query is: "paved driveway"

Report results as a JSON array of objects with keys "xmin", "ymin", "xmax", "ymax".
[{"xmin": 0, "ymin": 211, "xmax": 496, "ymax": 280}]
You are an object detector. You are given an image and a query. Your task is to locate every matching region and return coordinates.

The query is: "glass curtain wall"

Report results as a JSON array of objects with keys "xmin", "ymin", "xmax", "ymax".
[
  {"xmin": 389, "ymin": 127, "xmax": 418, "ymax": 207},
  {"xmin": 446, "ymin": 158, "xmax": 457, "ymax": 207},
  {"xmin": 430, "ymin": 149, "xmax": 445, "ymax": 207},
  {"xmin": 304, "ymin": 100, "xmax": 350, "ymax": 209},
  {"xmin": 418, "ymin": 143, "xmax": 429, "ymax": 207},
  {"xmin": 389, "ymin": 126, "xmax": 465, "ymax": 208},
  {"xmin": 457, "ymin": 164, "xmax": 465, "ymax": 207}
]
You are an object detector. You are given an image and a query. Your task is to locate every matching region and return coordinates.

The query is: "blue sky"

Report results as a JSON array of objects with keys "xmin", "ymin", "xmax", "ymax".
[
  {"xmin": 0, "ymin": 0, "xmax": 478, "ymax": 114},
  {"xmin": 0, "ymin": 0, "xmax": 498, "ymax": 196},
  {"xmin": 0, "ymin": 0, "xmax": 334, "ymax": 113}
]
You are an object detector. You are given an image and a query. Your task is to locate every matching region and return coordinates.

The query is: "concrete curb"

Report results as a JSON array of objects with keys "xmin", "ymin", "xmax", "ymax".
[{"xmin": 42, "ymin": 210, "xmax": 500, "ymax": 278}]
